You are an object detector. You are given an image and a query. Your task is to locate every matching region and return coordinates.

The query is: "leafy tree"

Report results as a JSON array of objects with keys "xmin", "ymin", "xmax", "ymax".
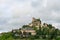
[
  {"xmin": 47, "ymin": 24, "xmax": 53, "ymax": 29},
  {"xmin": 22, "ymin": 25, "xmax": 30, "ymax": 28}
]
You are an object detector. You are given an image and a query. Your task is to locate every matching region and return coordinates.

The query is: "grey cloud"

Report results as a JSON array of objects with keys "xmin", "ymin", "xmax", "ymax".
[{"xmin": 0, "ymin": 0, "xmax": 60, "ymax": 32}]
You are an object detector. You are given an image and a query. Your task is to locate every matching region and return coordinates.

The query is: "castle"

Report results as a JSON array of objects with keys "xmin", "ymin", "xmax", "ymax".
[
  {"xmin": 20, "ymin": 17, "xmax": 48, "ymax": 36},
  {"xmin": 12, "ymin": 17, "xmax": 48, "ymax": 37},
  {"xmin": 19, "ymin": 17, "xmax": 42, "ymax": 37},
  {"xmin": 29, "ymin": 17, "xmax": 41, "ymax": 29}
]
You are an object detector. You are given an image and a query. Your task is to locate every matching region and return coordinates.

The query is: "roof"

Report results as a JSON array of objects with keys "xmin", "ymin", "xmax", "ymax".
[{"xmin": 21, "ymin": 27, "xmax": 34, "ymax": 30}]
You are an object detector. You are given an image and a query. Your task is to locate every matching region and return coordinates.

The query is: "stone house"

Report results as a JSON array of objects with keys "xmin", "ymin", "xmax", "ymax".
[{"xmin": 20, "ymin": 27, "xmax": 36, "ymax": 36}]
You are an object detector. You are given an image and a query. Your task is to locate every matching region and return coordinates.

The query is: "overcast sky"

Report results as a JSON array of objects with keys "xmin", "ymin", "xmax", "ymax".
[{"xmin": 0, "ymin": 0, "xmax": 60, "ymax": 33}]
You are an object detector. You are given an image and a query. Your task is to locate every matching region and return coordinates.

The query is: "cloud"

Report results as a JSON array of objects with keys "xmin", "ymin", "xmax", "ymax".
[{"xmin": 0, "ymin": 0, "xmax": 60, "ymax": 32}]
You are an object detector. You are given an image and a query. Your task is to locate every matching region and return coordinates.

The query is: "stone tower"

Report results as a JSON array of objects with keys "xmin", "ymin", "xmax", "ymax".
[{"xmin": 29, "ymin": 17, "xmax": 41, "ymax": 29}]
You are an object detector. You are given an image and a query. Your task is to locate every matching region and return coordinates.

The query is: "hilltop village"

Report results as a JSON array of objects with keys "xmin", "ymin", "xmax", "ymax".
[
  {"xmin": 12, "ymin": 17, "xmax": 55, "ymax": 38},
  {"xmin": 0, "ymin": 17, "xmax": 60, "ymax": 40}
]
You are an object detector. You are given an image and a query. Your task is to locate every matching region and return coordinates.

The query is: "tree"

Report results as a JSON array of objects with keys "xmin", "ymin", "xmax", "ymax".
[
  {"xmin": 22, "ymin": 25, "xmax": 30, "ymax": 28},
  {"xmin": 47, "ymin": 24, "xmax": 53, "ymax": 29}
]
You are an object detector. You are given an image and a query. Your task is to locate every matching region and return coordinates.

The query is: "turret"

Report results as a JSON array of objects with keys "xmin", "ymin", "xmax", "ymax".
[
  {"xmin": 29, "ymin": 17, "xmax": 42, "ymax": 30},
  {"xmin": 32, "ymin": 17, "xmax": 36, "ymax": 22}
]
